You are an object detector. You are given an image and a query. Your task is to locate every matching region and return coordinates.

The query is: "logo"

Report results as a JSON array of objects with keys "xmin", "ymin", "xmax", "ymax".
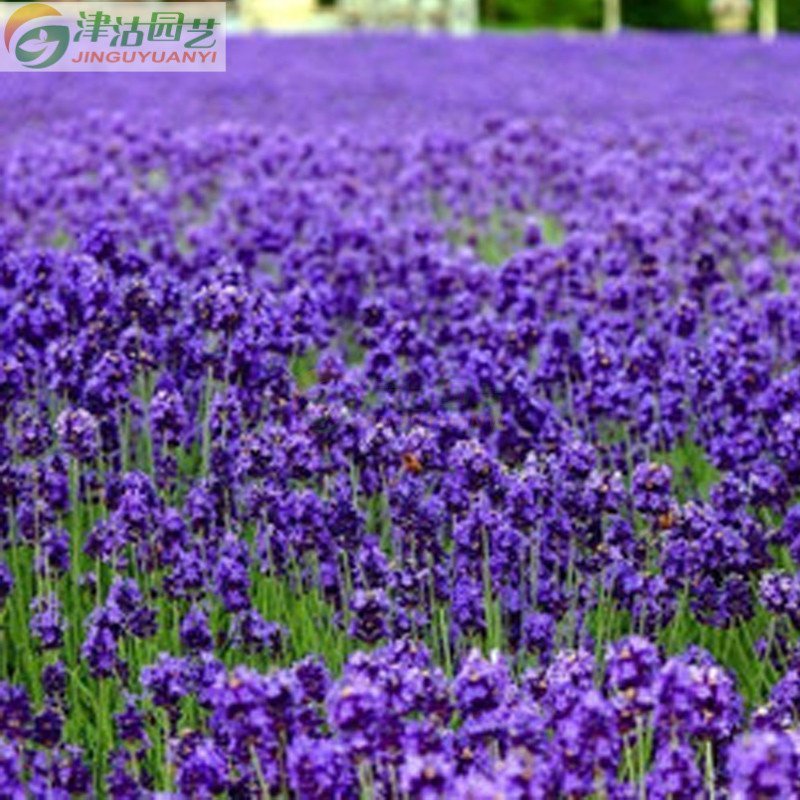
[
  {"xmin": 4, "ymin": 3, "xmax": 69, "ymax": 69},
  {"xmin": 0, "ymin": 3, "xmax": 226, "ymax": 72}
]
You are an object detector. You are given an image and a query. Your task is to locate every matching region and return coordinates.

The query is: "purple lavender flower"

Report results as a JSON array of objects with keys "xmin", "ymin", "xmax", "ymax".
[
  {"xmin": 114, "ymin": 697, "xmax": 149, "ymax": 747},
  {"xmin": 293, "ymin": 655, "xmax": 331, "ymax": 704},
  {"xmin": 0, "ymin": 563, "xmax": 12, "ymax": 607},
  {"xmin": 553, "ymin": 689, "xmax": 621, "ymax": 796},
  {"xmin": 141, "ymin": 655, "xmax": 190, "ymax": 714},
  {"xmin": 214, "ymin": 536, "xmax": 251, "ymax": 613},
  {"xmin": 605, "ymin": 636, "xmax": 661, "ymax": 732},
  {"xmin": 106, "ymin": 750, "xmax": 146, "ymax": 799},
  {"xmin": 30, "ymin": 594, "xmax": 65, "ymax": 651},
  {"xmin": 327, "ymin": 673, "xmax": 386, "ymax": 755},
  {"xmin": 522, "ymin": 611, "xmax": 557, "ymax": 664},
  {"xmin": 55, "ymin": 408, "xmax": 98, "ymax": 462},
  {"xmin": 399, "ymin": 753, "xmax": 454, "ymax": 798},
  {"xmin": 348, "ymin": 588, "xmax": 390, "ymax": 645},
  {"xmin": 0, "ymin": 741, "xmax": 26, "ymax": 800},
  {"xmin": 646, "ymin": 743, "xmax": 704, "ymax": 800},
  {"xmin": 728, "ymin": 731, "xmax": 800, "ymax": 799},
  {"xmin": 453, "ymin": 649, "xmax": 512, "ymax": 719},
  {"xmin": 41, "ymin": 661, "xmax": 67, "ymax": 705},
  {"xmin": 654, "ymin": 650, "xmax": 742, "ymax": 745},
  {"xmin": 81, "ymin": 618, "xmax": 121, "ymax": 679},
  {"xmin": 232, "ymin": 609, "xmax": 285, "ymax": 657},
  {"xmin": 180, "ymin": 606, "xmax": 214, "ymax": 654},
  {"xmin": 32, "ymin": 707, "xmax": 63, "ymax": 748},
  {"xmin": 0, "ymin": 683, "xmax": 31, "ymax": 741},
  {"xmin": 759, "ymin": 571, "xmax": 800, "ymax": 624},
  {"xmin": 37, "ymin": 527, "xmax": 70, "ymax": 576},
  {"xmin": 149, "ymin": 385, "xmax": 188, "ymax": 446},
  {"xmin": 175, "ymin": 735, "xmax": 229, "ymax": 799},
  {"xmin": 287, "ymin": 736, "xmax": 356, "ymax": 799},
  {"xmin": 631, "ymin": 462, "xmax": 673, "ymax": 516}
]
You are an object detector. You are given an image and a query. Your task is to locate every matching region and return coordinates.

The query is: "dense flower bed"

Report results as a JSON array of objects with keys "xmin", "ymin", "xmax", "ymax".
[{"xmin": 3, "ymin": 34, "xmax": 800, "ymax": 798}]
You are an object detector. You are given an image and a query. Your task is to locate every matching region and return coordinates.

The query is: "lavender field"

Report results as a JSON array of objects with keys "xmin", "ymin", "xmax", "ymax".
[{"xmin": 4, "ymin": 34, "xmax": 800, "ymax": 798}]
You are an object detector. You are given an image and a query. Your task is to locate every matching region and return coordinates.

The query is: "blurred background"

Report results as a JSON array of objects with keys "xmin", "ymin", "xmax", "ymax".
[
  {"xmin": 478, "ymin": 0, "xmax": 793, "ymax": 32},
  {"xmin": 2, "ymin": 1, "xmax": 789, "ymax": 37},
  {"xmin": 226, "ymin": 0, "xmax": 794, "ymax": 34}
]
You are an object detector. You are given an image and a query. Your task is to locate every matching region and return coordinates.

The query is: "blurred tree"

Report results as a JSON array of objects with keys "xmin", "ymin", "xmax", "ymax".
[
  {"xmin": 483, "ymin": 0, "xmax": 800, "ymax": 31},
  {"xmin": 487, "ymin": 0, "xmax": 714, "ymax": 30},
  {"xmin": 758, "ymin": 0, "xmax": 777, "ymax": 39},
  {"xmin": 488, "ymin": 0, "xmax": 600, "ymax": 27},
  {"xmin": 620, "ymin": 0, "xmax": 713, "ymax": 29},
  {"xmin": 481, "ymin": 0, "xmax": 497, "ymax": 24},
  {"xmin": 778, "ymin": 0, "xmax": 800, "ymax": 29},
  {"xmin": 604, "ymin": 0, "xmax": 621, "ymax": 33}
]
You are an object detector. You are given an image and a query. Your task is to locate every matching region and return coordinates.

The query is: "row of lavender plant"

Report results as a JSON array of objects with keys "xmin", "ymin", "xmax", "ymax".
[{"xmin": 3, "ymin": 34, "xmax": 800, "ymax": 799}]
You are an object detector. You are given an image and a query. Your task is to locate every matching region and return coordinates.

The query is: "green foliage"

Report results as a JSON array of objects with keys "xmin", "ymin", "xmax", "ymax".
[
  {"xmin": 486, "ymin": 0, "xmax": 717, "ymax": 31},
  {"xmin": 491, "ymin": 0, "xmax": 601, "ymax": 28},
  {"xmin": 624, "ymin": 0, "xmax": 713, "ymax": 31},
  {"xmin": 653, "ymin": 438, "xmax": 721, "ymax": 502},
  {"xmin": 449, "ymin": 206, "xmax": 565, "ymax": 266},
  {"xmin": 777, "ymin": 0, "xmax": 800, "ymax": 31},
  {"xmin": 290, "ymin": 348, "xmax": 318, "ymax": 390}
]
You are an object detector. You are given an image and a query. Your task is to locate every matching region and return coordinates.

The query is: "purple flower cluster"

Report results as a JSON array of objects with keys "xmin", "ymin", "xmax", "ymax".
[
  {"xmin": 2, "ymin": 32, "xmax": 800, "ymax": 797},
  {"xmin": 0, "ymin": 640, "xmax": 789, "ymax": 798}
]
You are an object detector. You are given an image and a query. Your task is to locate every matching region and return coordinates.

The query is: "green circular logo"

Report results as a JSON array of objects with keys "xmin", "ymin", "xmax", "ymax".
[{"xmin": 15, "ymin": 24, "xmax": 69, "ymax": 69}]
